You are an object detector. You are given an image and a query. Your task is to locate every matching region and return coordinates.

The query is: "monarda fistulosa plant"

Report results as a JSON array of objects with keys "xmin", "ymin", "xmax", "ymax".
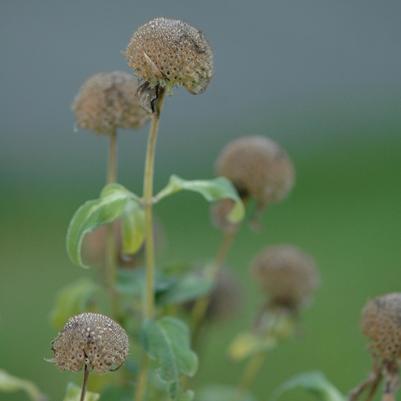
[{"xmin": 1, "ymin": 16, "xmax": 397, "ymax": 401}]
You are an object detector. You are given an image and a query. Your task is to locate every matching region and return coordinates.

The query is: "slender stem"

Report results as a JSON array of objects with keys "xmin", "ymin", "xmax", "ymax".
[
  {"xmin": 107, "ymin": 129, "xmax": 118, "ymax": 184},
  {"xmin": 365, "ymin": 372, "xmax": 382, "ymax": 401},
  {"xmin": 191, "ymin": 229, "xmax": 238, "ymax": 334},
  {"xmin": 235, "ymin": 353, "xmax": 266, "ymax": 400},
  {"xmin": 134, "ymin": 87, "xmax": 166, "ymax": 401},
  {"xmin": 80, "ymin": 364, "xmax": 90, "ymax": 401},
  {"xmin": 105, "ymin": 129, "xmax": 119, "ymax": 317},
  {"xmin": 143, "ymin": 88, "xmax": 165, "ymax": 319}
]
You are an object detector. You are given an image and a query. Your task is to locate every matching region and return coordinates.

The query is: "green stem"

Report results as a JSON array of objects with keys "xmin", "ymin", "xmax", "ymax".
[
  {"xmin": 191, "ymin": 229, "xmax": 238, "ymax": 335},
  {"xmin": 134, "ymin": 87, "xmax": 166, "ymax": 401},
  {"xmin": 80, "ymin": 364, "xmax": 90, "ymax": 401},
  {"xmin": 106, "ymin": 129, "xmax": 119, "ymax": 317},
  {"xmin": 235, "ymin": 353, "xmax": 266, "ymax": 400}
]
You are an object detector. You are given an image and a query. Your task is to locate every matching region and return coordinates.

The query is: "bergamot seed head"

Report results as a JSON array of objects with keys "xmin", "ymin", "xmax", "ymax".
[
  {"xmin": 125, "ymin": 17, "xmax": 213, "ymax": 94},
  {"xmin": 51, "ymin": 313, "xmax": 129, "ymax": 373},
  {"xmin": 72, "ymin": 71, "xmax": 150, "ymax": 135},
  {"xmin": 216, "ymin": 136, "xmax": 295, "ymax": 208},
  {"xmin": 362, "ymin": 293, "xmax": 401, "ymax": 362},
  {"xmin": 251, "ymin": 245, "xmax": 318, "ymax": 311}
]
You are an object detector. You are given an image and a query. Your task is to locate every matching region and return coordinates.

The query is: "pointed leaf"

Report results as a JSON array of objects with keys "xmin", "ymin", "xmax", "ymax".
[
  {"xmin": 154, "ymin": 175, "xmax": 244, "ymax": 223},
  {"xmin": 273, "ymin": 372, "xmax": 345, "ymax": 401},
  {"xmin": 121, "ymin": 201, "xmax": 145, "ymax": 255},
  {"xmin": 50, "ymin": 279, "xmax": 99, "ymax": 329},
  {"xmin": 66, "ymin": 183, "xmax": 140, "ymax": 268},
  {"xmin": 0, "ymin": 370, "xmax": 46, "ymax": 401},
  {"xmin": 141, "ymin": 317, "xmax": 198, "ymax": 400}
]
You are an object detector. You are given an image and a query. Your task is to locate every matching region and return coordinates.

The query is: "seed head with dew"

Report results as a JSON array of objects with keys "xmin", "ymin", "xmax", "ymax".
[
  {"xmin": 51, "ymin": 313, "xmax": 129, "ymax": 373},
  {"xmin": 125, "ymin": 17, "xmax": 213, "ymax": 95},
  {"xmin": 251, "ymin": 245, "xmax": 319, "ymax": 312},
  {"xmin": 216, "ymin": 136, "xmax": 295, "ymax": 210},
  {"xmin": 361, "ymin": 293, "xmax": 401, "ymax": 362},
  {"xmin": 72, "ymin": 71, "xmax": 150, "ymax": 135}
]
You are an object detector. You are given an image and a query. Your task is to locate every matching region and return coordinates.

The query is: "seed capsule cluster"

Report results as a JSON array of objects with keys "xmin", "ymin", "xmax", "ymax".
[
  {"xmin": 362, "ymin": 293, "xmax": 401, "ymax": 361},
  {"xmin": 125, "ymin": 17, "xmax": 213, "ymax": 94},
  {"xmin": 72, "ymin": 71, "xmax": 149, "ymax": 135},
  {"xmin": 216, "ymin": 136, "xmax": 294, "ymax": 208},
  {"xmin": 52, "ymin": 313, "xmax": 129, "ymax": 373},
  {"xmin": 251, "ymin": 245, "xmax": 318, "ymax": 311}
]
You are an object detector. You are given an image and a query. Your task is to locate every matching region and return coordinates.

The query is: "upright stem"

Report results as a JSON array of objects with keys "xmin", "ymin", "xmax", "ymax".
[
  {"xmin": 191, "ymin": 229, "xmax": 238, "ymax": 334},
  {"xmin": 143, "ymin": 88, "xmax": 165, "ymax": 319},
  {"xmin": 106, "ymin": 129, "xmax": 119, "ymax": 317},
  {"xmin": 107, "ymin": 129, "xmax": 118, "ymax": 183},
  {"xmin": 134, "ymin": 88, "xmax": 166, "ymax": 401},
  {"xmin": 80, "ymin": 364, "xmax": 90, "ymax": 401}
]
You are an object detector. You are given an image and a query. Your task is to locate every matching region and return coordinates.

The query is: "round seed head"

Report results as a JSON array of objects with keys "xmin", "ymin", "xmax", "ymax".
[
  {"xmin": 362, "ymin": 293, "xmax": 401, "ymax": 361},
  {"xmin": 72, "ymin": 71, "xmax": 150, "ymax": 135},
  {"xmin": 125, "ymin": 17, "xmax": 213, "ymax": 94},
  {"xmin": 51, "ymin": 313, "xmax": 129, "ymax": 373},
  {"xmin": 216, "ymin": 136, "xmax": 295, "ymax": 208},
  {"xmin": 251, "ymin": 245, "xmax": 318, "ymax": 311}
]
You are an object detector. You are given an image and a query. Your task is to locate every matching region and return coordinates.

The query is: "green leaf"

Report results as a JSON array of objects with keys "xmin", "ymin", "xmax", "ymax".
[
  {"xmin": 63, "ymin": 383, "xmax": 99, "ymax": 401},
  {"xmin": 154, "ymin": 175, "xmax": 244, "ymax": 223},
  {"xmin": 66, "ymin": 183, "xmax": 140, "ymax": 268},
  {"xmin": 196, "ymin": 385, "xmax": 256, "ymax": 401},
  {"xmin": 50, "ymin": 278, "xmax": 99, "ymax": 329},
  {"xmin": 157, "ymin": 273, "xmax": 213, "ymax": 306},
  {"xmin": 121, "ymin": 200, "xmax": 145, "ymax": 255},
  {"xmin": 273, "ymin": 372, "xmax": 345, "ymax": 401},
  {"xmin": 0, "ymin": 370, "xmax": 45, "ymax": 401},
  {"xmin": 141, "ymin": 317, "xmax": 198, "ymax": 400}
]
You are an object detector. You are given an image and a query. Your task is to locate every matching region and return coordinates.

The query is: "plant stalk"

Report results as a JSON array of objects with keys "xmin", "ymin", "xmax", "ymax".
[
  {"xmin": 191, "ymin": 229, "xmax": 238, "ymax": 334},
  {"xmin": 80, "ymin": 364, "xmax": 90, "ymax": 401},
  {"xmin": 134, "ymin": 87, "xmax": 166, "ymax": 401},
  {"xmin": 106, "ymin": 129, "xmax": 119, "ymax": 318}
]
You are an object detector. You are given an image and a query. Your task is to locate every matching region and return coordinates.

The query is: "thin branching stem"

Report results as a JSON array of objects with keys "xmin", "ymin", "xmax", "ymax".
[
  {"xmin": 191, "ymin": 228, "xmax": 238, "ymax": 335},
  {"xmin": 134, "ymin": 87, "xmax": 166, "ymax": 401},
  {"xmin": 106, "ymin": 128, "xmax": 119, "ymax": 318}
]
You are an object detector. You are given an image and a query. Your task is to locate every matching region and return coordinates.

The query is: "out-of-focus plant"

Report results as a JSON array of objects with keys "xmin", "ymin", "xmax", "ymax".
[{"xmin": 2, "ymin": 13, "xmax": 395, "ymax": 401}]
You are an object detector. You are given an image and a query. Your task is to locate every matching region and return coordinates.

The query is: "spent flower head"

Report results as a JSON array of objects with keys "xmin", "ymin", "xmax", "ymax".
[
  {"xmin": 125, "ymin": 17, "xmax": 213, "ymax": 94},
  {"xmin": 51, "ymin": 313, "xmax": 129, "ymax": 373},
  {"xmin": 362, "ymin": 293, "xmax": 401, "ymax": 362},
  {"xmin": 216, "ymin": 136, "xmax": 295, "ymax": 209},
  {"xmin": 251, "ymin": 245, "xmax": 318, "ymax": 312},
  {"xmin": 72, "ymin": 71, "xmax": 150, "ymax": 135}
]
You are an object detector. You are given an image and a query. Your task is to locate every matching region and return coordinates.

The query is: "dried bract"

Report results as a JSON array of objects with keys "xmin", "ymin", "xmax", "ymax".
[
  {"xmin": 125, "ymin": 17, "xmax": 213, "ymax": 94},
  {"xmin": 51, "ymin": 313, "xmax": 129, "ymax": 373},
  {"xmin": 72, "ymin": 71, "xmax": 150, "ymax": 135}
]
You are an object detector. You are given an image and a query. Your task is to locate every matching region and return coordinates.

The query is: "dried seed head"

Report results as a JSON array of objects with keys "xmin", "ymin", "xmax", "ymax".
[
  {"xmin": 216, "ymin": 136, "xmax": 295, "ymax": 208},
  {"xmin": 125, "ymin": 17, "xmax": 213, "ymax": 94},
  {"xmin": 251, "ymin": 245, "xmax": 318, "ymax": 311},
  {"xmin": 51, "ymin": 313, "xmax": 129, "ymax": 373},
  {"xmin": 361, "ymin": 293, "xmax": 401, "ymax": 362},
  {"xmin": 72, "ymin": 71, "xmax": 150, "ymax": 135}
]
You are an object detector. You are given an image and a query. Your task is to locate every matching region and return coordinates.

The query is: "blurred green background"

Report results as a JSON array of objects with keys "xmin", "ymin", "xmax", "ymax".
[{"xmin": 1, "ymin": 0, "xmax": 401, "ymax": 400}]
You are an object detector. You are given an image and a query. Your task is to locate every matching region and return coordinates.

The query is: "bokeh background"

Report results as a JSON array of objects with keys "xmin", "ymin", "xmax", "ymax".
[{"xmin": 1, "ymin": 0, "xmax": 400, "ymax": 400}]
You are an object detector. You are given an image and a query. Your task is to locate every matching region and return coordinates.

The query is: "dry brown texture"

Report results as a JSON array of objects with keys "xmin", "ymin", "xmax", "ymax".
[
  {"xmin": 72, "ymin": 71, "xmax": 149, "ymax": 135},
  {"xmin": 251, "ymin": 245, "xmax": 318, "ymax": 310},
  {"xmin": 125, "ymin": 17, "xmax": 213, "ymax": 94},
  {"xmin": 216, "ymin": 136, "xmax": 295, "ymax": 208},
  {"xmin": 362, "ymin": 293, "xmax": 401, "ymax": 361},
  {"xmin": 51, "ymin": 313, "xmax": 129, "ymax": 373}
]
